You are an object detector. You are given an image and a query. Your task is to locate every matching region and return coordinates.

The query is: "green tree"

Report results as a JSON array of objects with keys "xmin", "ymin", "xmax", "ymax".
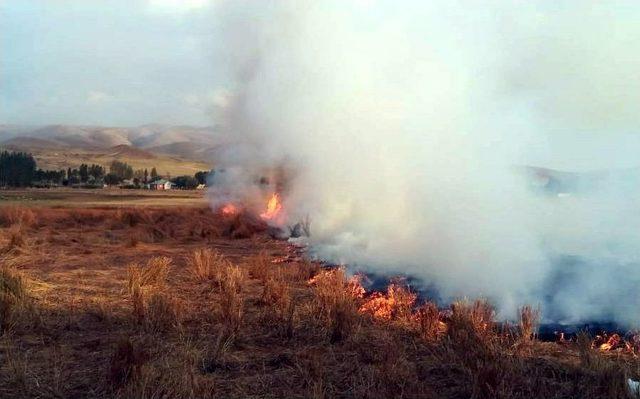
[
  {"xmin": 150, "ymin": 167, "xmax": 158, "ymax": 181},
  {"xmin": 104, "ymin": 173, "xmax": 121, "ymax": 185},
  {"xmin": 67, "ymin": 168, "xmax": 80, "ymax": 185},
  {"xmin": 194, "ymin": 170, "xmax": 213, "ymax": 185},
  {"xmin": 88, "ymin": 164, "xmax": 105, "ymax": 180},
  {"xmin": 172, "ymin": 175, "xmax": 198, "ymax": 189},
  {"xmin": 79, "ymin": 164, "xmax": 89, "ymax": 182},
  {"xmin": 133, "ymin": 169, "xmax": 145, "ymax": 181},
  {"xmin": 33, "ymin": 169, "xmax": 65, "ymax": 186},
  {"xmin": 0, "ymin": 151, "xmax": 36, "ymax": 187},
  {"xmin": 109, "ymin": 160, "xmax": 134, "ymax": 180}
]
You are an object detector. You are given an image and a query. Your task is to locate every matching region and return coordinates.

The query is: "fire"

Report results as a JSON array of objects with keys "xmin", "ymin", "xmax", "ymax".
[
  {"xmin": 347, "ymin": 274, "xmax": 366, "ymax": 299},
  {"xmin": 359, "ymin": 283, "xmax": 417, "ymax": 320},
  {"xmin": 307, "ymin": 269, "xmax": 366, "ymax": 299},
  {"xmin": 596, "ymin": 333, "xmax": 621, "ymax": 351},
  {"xmin": 221, "ymin": 203, "xmax": 239, "ymax": 216},
  {"xmin": 260, "ymin": 193, "xmax": 283, "ymax": 222}
]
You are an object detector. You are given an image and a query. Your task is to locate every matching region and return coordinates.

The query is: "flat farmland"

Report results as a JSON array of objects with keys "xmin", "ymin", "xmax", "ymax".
[{"xmin": 0, "ymin": 188, "xmax": 207, "ymax": 207}]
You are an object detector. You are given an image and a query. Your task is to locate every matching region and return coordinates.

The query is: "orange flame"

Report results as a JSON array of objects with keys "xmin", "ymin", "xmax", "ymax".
[
  {"xmin": 260, "ymin": 193, "xmax": 283, "ymax": 222},
  {"xmin": 359, "ymin": 283, "xmax": 417, "ymax": 320},
  {"xmin": 597, "ymin": 333, "xmax": 621, "ymax": 351},
  {"xmin": 307, "ymin": 269, "xmax": 366, "ymax": 298},
  {"xmin": 221, "ymin": 203, "xmax": 239, "ymax": 216}
]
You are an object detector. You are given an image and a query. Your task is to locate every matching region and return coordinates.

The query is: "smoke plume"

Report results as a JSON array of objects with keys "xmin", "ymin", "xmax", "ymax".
[{"xmin": 211, "ymin": 1, "xmax": 640, "ymax": 325}]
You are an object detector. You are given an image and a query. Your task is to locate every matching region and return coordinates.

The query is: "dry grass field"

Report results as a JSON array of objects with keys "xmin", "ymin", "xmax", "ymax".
[
  {"xmin": 0, "ymin": 188, "xmax": 207, "ymax": 208},
  {"xmin": 0, "ymin": 204, "xmax": 639, "ymax": 398},
  {"xmin": 27, "ymin": 146, "xmax": 211, "ymax": 177}
]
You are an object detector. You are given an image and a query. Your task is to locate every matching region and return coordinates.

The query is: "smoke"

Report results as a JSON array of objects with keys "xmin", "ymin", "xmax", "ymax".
[{"xmin": 210, "ymin": 1, "xmax": 640, "ymax": 325}]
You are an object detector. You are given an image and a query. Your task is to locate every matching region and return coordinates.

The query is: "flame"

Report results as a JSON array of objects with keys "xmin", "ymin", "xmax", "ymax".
[
  {"xmin": 597, "ymin": 333, "xmax": 621, "ymax": 351},
  {"xmin": 307, "ymin": 269, "xmax": 366, "ymax": 298},
  {"xmin": 347, "ymin": 275, "xmax": 366, "ymax": 299},
  {"xmin": 221, "ymin": 203, "xmax": 239, "ymax": 216},
  {"xmin": 260, "ymin": 193, "xmax": 283, "ymax": 222},
  {"xmin": 359, "ymin": 283, "xmax": 417, "ymax": 320}
]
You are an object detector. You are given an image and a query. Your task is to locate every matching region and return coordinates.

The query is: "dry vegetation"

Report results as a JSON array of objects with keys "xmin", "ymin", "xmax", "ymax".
[{"xmin": 0, "ymin": 204, "xmax": 638, "ymax": 398}]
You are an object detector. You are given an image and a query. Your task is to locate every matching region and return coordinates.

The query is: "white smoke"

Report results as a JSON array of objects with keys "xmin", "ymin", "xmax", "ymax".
[{"xmin": 211, "ymin": 1, "xmax": 640, "ymax": 325}]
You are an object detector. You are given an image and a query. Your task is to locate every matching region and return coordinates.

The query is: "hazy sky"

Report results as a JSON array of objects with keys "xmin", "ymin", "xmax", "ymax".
[
  {"xmin": 1, "ymin": 0, "xmax": 640, "ymax": 171},
  {"xmin": 0, "ymin": 0, "xmax": 222, "ymax": 126}
]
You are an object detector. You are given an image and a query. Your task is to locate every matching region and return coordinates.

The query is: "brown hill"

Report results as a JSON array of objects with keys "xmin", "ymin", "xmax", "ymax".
[
  {"xmin": 0, "ymin": 124, "xmax": 216, "ymax": 175},
  {"xmin": 107, "ymin": 144, "xmax": 156, "ymax": 159},
  {"xmin": 1, "ymin": 136, "xmax": 66, "ymax": 150}
]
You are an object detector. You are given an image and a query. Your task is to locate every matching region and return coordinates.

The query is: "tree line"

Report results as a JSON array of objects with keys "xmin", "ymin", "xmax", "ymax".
[
  {"xmin": 0, "ymin": 151, "xmax": 36, "ymax": 187},
  {"xmin": 0, "ymin": 150, "xmax": 213, "ymax": 189}
]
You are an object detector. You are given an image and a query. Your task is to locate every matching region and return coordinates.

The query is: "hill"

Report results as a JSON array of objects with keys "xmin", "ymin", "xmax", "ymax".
[
  {"xmin": 107, "ymin": 144, "xmax": 156, "ymax": 159},
  {"xmin": 0, "ymin": 124, "xmax": 217, "ymax": 176}
]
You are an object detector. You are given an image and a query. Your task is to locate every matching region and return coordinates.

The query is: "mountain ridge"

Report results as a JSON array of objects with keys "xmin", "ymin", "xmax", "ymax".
[{"xmin": 0, "ymin": 124, "xmax": 215, "ymax": 175}]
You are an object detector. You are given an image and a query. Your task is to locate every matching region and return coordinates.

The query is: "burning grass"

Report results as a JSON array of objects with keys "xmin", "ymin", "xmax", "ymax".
[
  {"xmin": 0, "ymin": 204, "xmax": 639, "ymax": 398},
  {"xmin": 359, "ymin": 281, "xmax": 417, "ymax": 321},
  {"xmin": 308, "ymin": 268, "xmax": 362, "ymax": 343}
]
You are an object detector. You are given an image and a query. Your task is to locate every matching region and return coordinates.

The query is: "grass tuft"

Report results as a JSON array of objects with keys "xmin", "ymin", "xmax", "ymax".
[
  {"xmin": 108, "ymin": 337, "xmax": 149, "ymax": 389},
  {"xmin": 310, "ymin": 268, "xmax": 360, "ymax": 343},
  {"xmin": 190, "ymin": 248, "xmax": 229, "ymax": 283},
  {"xmin": 127, "ymin": 256, "xmax": 171, "ymax": 291},
  {"xmin": 218, "ymin": 264, "xmax": 247, "ymax": 333},
  {"xmin": 414, "ymin": 301, "xmax": 442, "ymax": 341},
  {"xmin": 0, "ymin": 207, "xmax": 36, "ymax": 228},
  {"xmin": 0, "ymin": 266, "xmax": 29, "ymax": 333},
  {"xmin": 518, "ymin": 305, "xmax": 540, "ymax": 343},
  {"xmin": 126, "ymin": 256, "xmax": 177, "ymax": 330}
]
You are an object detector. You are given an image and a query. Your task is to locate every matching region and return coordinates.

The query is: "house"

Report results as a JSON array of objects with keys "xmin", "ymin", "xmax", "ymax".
[
  {"xmin": 196, "ymin": 183, "xmax": 206, "ymax": 190},
  {"xmin": 149, "ymin": 179, "xmax": 173, "ymax": 190}
]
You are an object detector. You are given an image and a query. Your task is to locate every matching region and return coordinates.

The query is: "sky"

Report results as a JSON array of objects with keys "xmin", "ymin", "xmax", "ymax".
[
  {"xmin": 1, "ymin": 0, "xmax": 640, "ymax": 170},
  {"xmin": 0, "ymin": 0, "xmax": 223, "ymax": 126}
]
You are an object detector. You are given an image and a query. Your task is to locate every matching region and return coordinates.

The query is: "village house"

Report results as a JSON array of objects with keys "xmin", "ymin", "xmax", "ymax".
[{"xmin": 149, "ymin": 179, "xmax": 173, "ymax": 190}]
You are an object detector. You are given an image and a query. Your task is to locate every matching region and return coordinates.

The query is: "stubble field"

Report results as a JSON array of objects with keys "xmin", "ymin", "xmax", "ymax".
[{"xmin": 0, "ymin": 200, "xmax": 638, "ymax": 398}]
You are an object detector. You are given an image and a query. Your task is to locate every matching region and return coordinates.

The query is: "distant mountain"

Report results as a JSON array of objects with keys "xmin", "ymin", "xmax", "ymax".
[
  {"xmin": 0, "ymin": 124, "xmax": 217, "ymax": 175},
  {"xmin": 0, "ymin": 124, "xmax": 222, "ymax": 162},
  {"xmin": 107, "ymin": 144, "xmax": 156, "ymax": 159},
  {"xmin": 522, "ymin": 165, "xmax": 640, "ymax": 195},
  {"xmin": 1, "ymin": 136, "xmax": 66, "ymax": 150},
  {"xmin": 148, "ymin": 141, "xmax": 204, "ymax": 159}
]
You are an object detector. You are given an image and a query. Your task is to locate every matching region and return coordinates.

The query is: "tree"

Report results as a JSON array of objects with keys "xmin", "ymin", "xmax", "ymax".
[
  {"xmin": 171, "ymin": 175, "xmax": 198, "ymax": 190},
  {"xmin": 104, "ymin": 173, "xmax": 121, "ymax": 185},
  {"xmin": 67, "ymin": 168, "xmax": 80, "ymax": 185},
  {"xmin": 133, "ymin": 169, "xmax": 145, "ymax": 182},
  {"xmin": 144, "ymin": 168, "xmax": 149, "ymax": 183},
  {"xmin": 79, "ymin": 164, "xmax": 89, "ymax": 182},
  {"xmin": 33, "ymin": 168, "xmax": 65, "ymax": 186},
  {"xmin": 89, "ymin": 164, "xmax": 105, "ymax": 180},
  {"xmin": 150, "ymin": 167, "xmax": 158, "ymax": 181},
  {"xmin": 0, "ymin": 151, "xmax": 36, "ymax": 187},
  {"xmin": 109, "ymin": 160, "xmax": 134, "ymax": 180},
  {"xmin": 195, "ymin": 170, "xmax": 213, "ymax": 185}
]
